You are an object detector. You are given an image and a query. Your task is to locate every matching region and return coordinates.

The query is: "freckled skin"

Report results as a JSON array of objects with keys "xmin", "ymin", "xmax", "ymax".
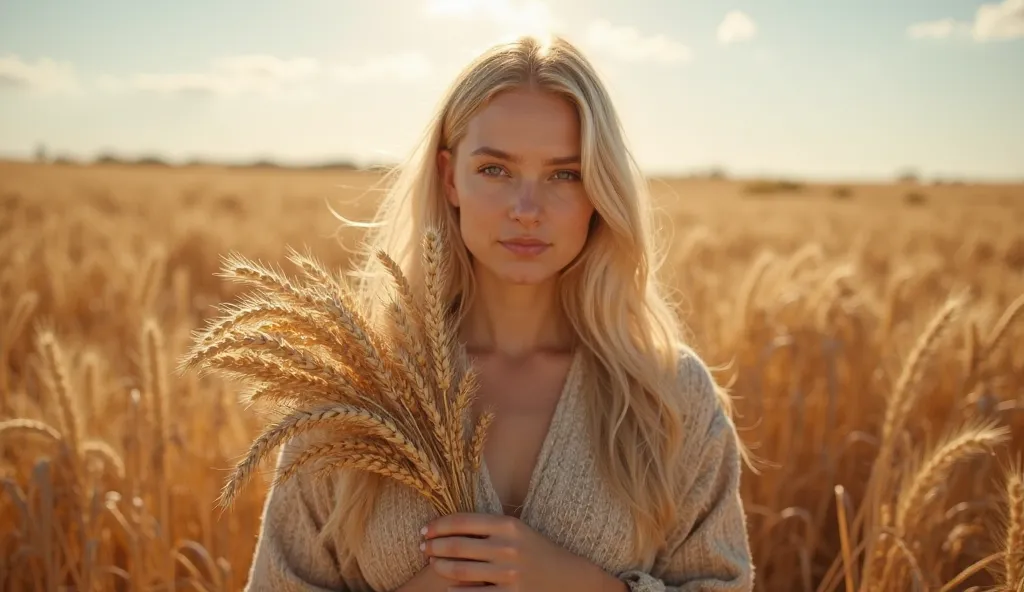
[{"xmin": 437, "ymin": 88, "xmax": 596, "ymax": 286}]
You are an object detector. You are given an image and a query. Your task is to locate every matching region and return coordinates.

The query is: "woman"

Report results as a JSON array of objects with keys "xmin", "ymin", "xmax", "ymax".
[{"xmin": 245, "ymin": 34, "xmax": 753, "ymax": 591}]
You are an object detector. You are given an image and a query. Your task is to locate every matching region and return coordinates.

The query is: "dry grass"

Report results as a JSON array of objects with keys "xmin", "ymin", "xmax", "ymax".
[{"xmin": 1, "ymin": 161, "xmax": 1024, "ymax": 591}]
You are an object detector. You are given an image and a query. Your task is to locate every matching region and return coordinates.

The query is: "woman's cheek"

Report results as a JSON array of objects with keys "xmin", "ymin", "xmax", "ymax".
[
  {"xmin": 462, "ymin": 179, "xmax": 511, "ymax": 213},
  {"xmin": 548, "ymin": 186, "xmax": 593, "ymax": 223}
]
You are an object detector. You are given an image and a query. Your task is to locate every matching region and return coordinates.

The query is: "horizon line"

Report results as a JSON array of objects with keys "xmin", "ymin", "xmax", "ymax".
[{"xmin": 2, "ymin": 148, "xmax": 1022, "ymax": 186}]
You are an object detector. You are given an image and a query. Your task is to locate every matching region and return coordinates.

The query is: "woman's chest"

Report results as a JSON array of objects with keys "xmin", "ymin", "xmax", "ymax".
[
  {"xmin": 479, "ymin": 393, "xmax": 562, "ymax": 517},
  {"xmin": 350, "ymin": 402, "xmax": 646, "ymax": 591},
  {"xmin": 473, "ymin": 353, "xmax": 575, "ymax": 516}
]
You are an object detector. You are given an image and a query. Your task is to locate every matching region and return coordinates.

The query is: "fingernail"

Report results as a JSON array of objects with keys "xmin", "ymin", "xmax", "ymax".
[
  {"xmin": 420, "ymin": 526, "xmax": 427, "ymax": 536},
  {"xmin": 419, "ymin": 541, "xmax": 425, "ymax": 552}
]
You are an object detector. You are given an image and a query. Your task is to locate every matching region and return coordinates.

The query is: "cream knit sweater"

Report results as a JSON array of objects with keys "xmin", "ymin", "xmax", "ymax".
[{"xmin": 243, "ymin": 350, "xmax": 754, "ymax": 591}]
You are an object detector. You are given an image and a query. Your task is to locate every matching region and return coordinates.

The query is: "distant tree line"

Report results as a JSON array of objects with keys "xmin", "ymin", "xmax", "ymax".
[{"xmin": 29, "ymin": 143, "xmax": 371, "ymax": 171}]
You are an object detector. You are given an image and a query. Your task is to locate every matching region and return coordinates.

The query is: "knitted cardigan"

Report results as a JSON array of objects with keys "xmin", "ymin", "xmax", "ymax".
[{"xmin": 243, "ymin": 350, "xmax": 754, "ymax": 591}]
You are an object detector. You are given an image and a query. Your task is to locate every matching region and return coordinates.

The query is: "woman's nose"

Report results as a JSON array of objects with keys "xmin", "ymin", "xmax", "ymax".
[{"xmin": 509, "ymin": 183, "xmax": 541, "ymax": 223}]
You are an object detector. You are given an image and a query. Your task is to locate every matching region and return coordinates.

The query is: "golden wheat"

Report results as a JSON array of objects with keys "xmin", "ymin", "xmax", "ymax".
[
  {"xmin": 895, "ymin": 420, "xmax": 1010, "ymax": 536},
  {"xmin": 992, "ymin": 456, "xmax": 1024, "ymax": 591},
  {"xmin": 2, "ymin": 162, "xmax": 1023, "ymax": 591},
  {"xmin": 179, "ymin": 226, "xmax": 494, "ymax": 516}
]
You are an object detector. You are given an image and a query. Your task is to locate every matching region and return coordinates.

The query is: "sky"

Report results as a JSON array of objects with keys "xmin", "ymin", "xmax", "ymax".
[{"xmin": 1, "ymin": 0, "xmax": 1022, "ymax": 181}]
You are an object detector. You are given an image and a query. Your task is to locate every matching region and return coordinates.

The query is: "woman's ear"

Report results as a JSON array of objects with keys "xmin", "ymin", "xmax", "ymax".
[{"xmin": 437, "ymin": 149, "xmax": 458, "ymax": 207}]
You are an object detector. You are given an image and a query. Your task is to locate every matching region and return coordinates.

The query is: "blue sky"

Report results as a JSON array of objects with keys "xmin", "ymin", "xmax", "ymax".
[{"xmin": 1, "ymin": 0, "xmax": 1022, "ymax": 181}]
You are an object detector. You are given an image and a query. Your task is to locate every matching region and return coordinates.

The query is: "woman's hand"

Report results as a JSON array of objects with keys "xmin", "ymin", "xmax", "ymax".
[
  {"xmin": 420, "ymin": 513, "xmax": 628, "ymax": 591},
  {"xmin": 396, "ymin": 561, "xmax": 481, "ymax": 592}
]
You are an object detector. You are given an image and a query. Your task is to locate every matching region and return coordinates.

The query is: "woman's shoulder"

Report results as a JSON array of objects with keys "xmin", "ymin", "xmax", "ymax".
[
  {"xmin": 672, "ymin": 346, "xmax": 717, "ymax": 404},
  {"xmin": 669, "ymin": 346, "xmax": 737, "ymax": 450}
]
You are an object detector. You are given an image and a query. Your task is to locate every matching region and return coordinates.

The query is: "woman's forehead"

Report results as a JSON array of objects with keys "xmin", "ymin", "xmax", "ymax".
[{"xmin": 460, "ymin": 90, "xmax": 581, "ymax": 161}]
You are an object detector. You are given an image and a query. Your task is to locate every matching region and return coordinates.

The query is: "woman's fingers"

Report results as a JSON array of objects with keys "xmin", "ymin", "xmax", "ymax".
[
  {"xmin": 420, "ymin": 527, "xmax": 519, "ymax": 587},
  {"xmin": 422, "ymin": 535, "xmax": 499, "ymax": 562},
  {"xmin": 430, "ymin": 557, "xmax": 514, "ymax": 584},
  {"xmin": 424, "ymin": 512, "xmax": 511, "ymax": 539}
]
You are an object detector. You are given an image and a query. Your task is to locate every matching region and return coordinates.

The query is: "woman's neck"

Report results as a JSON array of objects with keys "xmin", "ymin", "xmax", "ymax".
[{"xmin": 459, "ymin": 269, "xmax": 574, "ymax": 360}]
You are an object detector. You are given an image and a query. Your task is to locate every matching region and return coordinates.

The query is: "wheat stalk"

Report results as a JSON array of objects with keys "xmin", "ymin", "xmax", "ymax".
[
  {"xmin": 881, "ymin": 296, "xmax": 964, "ymax": 450},
  {"xmin": 1004, "ymin": 456, "xmax": 1024, "ymax": 590},
  {"xmin": 861, "ymin": 295, "xmax": 965, "ymax": 537},
  {"xmin": 37, "ymin": 330, "xmax": 81, "ymax": 461},
  {"xmin": 182, "ymin": 227, "xmax": 490, "ymax": 517},
  {"xmin": 985, "ymin": 292, "xmax": 1024, "ymax": 354}
]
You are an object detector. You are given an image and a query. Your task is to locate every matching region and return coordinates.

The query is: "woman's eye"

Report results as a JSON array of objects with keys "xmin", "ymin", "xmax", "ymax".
[
  {"xmin": 552, "ymin": 170, "xmax": 581, "ymax": 181},
  {"xmin": 480, "ymin": 165, "xmax": 506, "ymax": 177}
]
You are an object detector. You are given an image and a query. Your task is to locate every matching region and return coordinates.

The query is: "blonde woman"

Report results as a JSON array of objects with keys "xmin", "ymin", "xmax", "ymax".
[{"xmin": 246, "ymin": 34, "xmax": 753, "ymax": 592}]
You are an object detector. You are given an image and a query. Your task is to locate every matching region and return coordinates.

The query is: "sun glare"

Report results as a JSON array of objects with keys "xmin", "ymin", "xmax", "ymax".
[{"xmin": 426, "ymin": 0, "xmax": 558, "ymax": 41}]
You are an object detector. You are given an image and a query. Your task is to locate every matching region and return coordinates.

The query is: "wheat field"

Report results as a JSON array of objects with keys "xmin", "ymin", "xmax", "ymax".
[{"xmin": 2, "ymin": 160, "xmax": 1023, "ymax": 591}]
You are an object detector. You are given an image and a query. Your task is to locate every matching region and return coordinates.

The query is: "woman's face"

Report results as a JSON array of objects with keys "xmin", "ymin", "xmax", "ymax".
[{"xmin": 438, "ymin": 88, "xmax": 595, "ymax": 286}]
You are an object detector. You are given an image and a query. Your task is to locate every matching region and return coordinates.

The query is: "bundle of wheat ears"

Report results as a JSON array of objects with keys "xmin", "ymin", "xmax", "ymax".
[{"xmin": 178, "ymin": 228, "xmax": 493, "ymax": 516}]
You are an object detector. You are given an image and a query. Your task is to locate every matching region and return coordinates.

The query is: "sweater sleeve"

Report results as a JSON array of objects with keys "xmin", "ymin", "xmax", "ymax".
[
  {"xmin": 616, "ymin": 355, "xmax": 754, "ymax": 592},
  {"xmin": 243, "ymin": 434, "xmax": 351, "ymax": 592}
]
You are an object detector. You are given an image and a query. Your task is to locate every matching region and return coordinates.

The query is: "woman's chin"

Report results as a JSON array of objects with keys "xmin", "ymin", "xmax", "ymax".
[
  {"xmin": 489, "ymin": 265, "xmax": 559, "ymax": 286},
  {"xmin": 470, "ymin": 253, "xmax": 566, "ymax": 287}
]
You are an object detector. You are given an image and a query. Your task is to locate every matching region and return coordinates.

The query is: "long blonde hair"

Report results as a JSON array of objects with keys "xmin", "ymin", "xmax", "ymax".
[{"xmin": 325, "ymin": 33, "xmax": 731, "ymax": 564}]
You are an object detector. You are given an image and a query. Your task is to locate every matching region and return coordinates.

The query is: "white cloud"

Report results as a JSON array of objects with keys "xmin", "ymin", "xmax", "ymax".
[
  {"xmin": 424, "ymin": 0, "xmax": 555, "ymax": 38},
  {"xmin": 974, "ymin": 0, "xmax": 1024, "ymax": 40},
  {"xmin": 99, "ymin": 52, "xmax": 430, "ymax": 97},
  {"xmin": 109, "ymin": 55, "xmax": 322, "ymax": 97},
  {"xmin": 907, "ymin": 18, "xmax": 963, "ymax": 39},
  {"xmin": 717, "ymin": 10, "xmax": 757, "ymax": 45},
  {"xmin": 584, "ymin": 19, "xmax": 692, "ymax": 64},
  {"xmin": 334, "ymin": 52, "xmax": 432, "ymax": 83},
  {"xmin": 130, "ymin": 72, "xmax": 229, "ymax": 96},
  {"xmin": 210, "ymin": 55, "xmax": 321, "ymax": 83},
  {"xmin": 0, "ymin": 54, "xmax": 79, "ymax": 94},
  {"xmin": 907, "ymin": 0, "xmax": 1024, "ymax": 42},
  {"xmin": 423, "ymin": 0, "xmax": 689, "ymax": 65}
]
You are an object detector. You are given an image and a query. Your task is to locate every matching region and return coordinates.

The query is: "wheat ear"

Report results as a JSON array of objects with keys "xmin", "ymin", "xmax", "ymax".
[
  {"xmin": 1005, "ymin": 456, "xmax": 1024, "ymax": 589},
  {"xmin": 187, "ymin": 293, "xmax": 354, "ymax": 365},
  {"xmin": 37, "ymin": 331, "xmax": 81, "ymax": 461},
  {"xmin": 422, "ymin": 229, "xmax": 454, "ymax": 401},
  {"xmin": 985, "ymin": 291, "xmax": 1024, "ymax": 353},
  {"xmin": 275, "ymin": 440, "xmax": 439, "ymax": 506},
  {"xmin": 452, "ymin": 364, "xmax": 481, "ymax": 503},
  {"xmin": 0, "ymin": 418, "xmax": 63, "ymax": 443},
  {"xmin": 82, "ymin": 440, "xmax": 126, "ymax": 480},
  {"xmin": 220, "ymin": 405, "xmax": 440, "ymax": 508},
  {"xmin": 881, "ymin": 296, "xmax": 963, "ymax": 448},
  {"xmin": 895, "ymin": 419, "xmax": 1009, "ymax": 535},
  {"xmin": 377, "ymin": 248, "xmax": 441, "ymax": 420},
  {"xmin": 215, "ymin": 254, "xmax": 395, "ymax": 392},
  {"xmin": 190, "ymin": 331, "xmax": 364, "ymax": 400},
  {"xmin": 470, "ymin": 410, "xmax": 495, "ymax": 478},
  {"xmin": 374, "ymin": 248, "xmax": 450, "ymax": 460},
  {"xmin": 285, "ymin": 246, "xmax": 367, "ymax": 325},
  {"xmin": 421, "ymin": 229, "xmax": 458, "ymax": 482}
]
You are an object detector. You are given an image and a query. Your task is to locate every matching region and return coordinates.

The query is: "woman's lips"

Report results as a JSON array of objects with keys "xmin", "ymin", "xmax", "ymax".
[{"xmin": 499, "ymin": 239, "xmax": 550, "ymax": 256}]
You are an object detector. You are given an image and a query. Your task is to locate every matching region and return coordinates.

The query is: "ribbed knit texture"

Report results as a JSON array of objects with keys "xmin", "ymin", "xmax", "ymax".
[{"xmin": 243, "ymin": 350, "xmax": 754, "ymax": 591}]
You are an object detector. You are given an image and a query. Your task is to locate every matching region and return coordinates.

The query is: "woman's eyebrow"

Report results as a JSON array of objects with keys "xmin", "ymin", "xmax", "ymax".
[{"xmin": 469, "ymin": 146, "xmax": 580, "ymax": 166}]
